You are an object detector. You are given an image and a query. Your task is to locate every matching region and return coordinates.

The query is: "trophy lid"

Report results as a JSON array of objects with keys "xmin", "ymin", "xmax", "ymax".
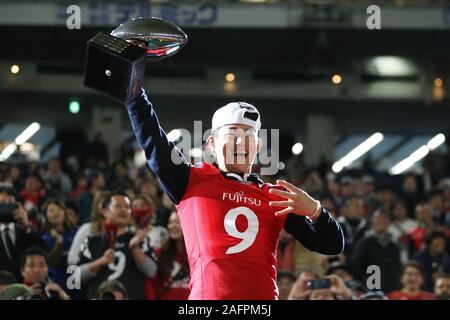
[{"xmin": 111, "ymin": 17, "xmax": 188, "ymax": 62}]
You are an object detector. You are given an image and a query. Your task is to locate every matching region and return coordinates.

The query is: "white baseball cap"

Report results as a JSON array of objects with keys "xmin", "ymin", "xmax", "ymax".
[{"xmin": 211, "ymin": 102, "xmax": 261, "ymax": 133}]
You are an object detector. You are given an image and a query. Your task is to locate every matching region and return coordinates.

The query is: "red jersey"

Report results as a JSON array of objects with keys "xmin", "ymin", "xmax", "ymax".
[
  {"xmin": 177, "ymin": 162, "xmax": 288, "ymax": 300},
  {"xmin": 126, "ymin": 88, "xmax": 345, "ymax": 300},
  {"xmin": 387, "ymin": 290, "xmax": 436, "ymax": 300}
]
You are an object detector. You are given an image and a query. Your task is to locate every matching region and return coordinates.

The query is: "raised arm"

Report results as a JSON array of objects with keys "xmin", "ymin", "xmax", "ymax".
[{"xmin": 125, "ymin": 88, "xmax": 190, "ymax": 204}]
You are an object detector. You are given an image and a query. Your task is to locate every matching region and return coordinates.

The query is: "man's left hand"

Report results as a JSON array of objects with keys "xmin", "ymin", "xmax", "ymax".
[{"xmin": 268, "ymin": 180, "xmax": 321, "ymax": 220}]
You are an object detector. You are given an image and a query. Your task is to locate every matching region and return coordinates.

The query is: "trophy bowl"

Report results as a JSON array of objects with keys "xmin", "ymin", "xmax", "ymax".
[
  {"xmin": 84, "ymin": 16, "xmax": 188, "ymax": 103},
  {"xmin": 111, "ymin": 17, "xmax": 188, "ymax": 62}
]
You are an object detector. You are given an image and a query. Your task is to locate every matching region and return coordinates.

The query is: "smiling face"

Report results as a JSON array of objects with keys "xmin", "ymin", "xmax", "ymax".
[
  {"xmin": 103, "ymin": 195, "xmax": 131, "ymax": 228},
  {"xmin": 208, "ymin": 124, "xmax": 262, "ymax": 174},
  {"xmin": 168, "ymin": 211, "xmax": 183, "ymax": 240}
]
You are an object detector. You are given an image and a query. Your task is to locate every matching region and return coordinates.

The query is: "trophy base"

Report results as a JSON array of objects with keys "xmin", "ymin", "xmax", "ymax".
[{"xmin": 83, "ymin": 32, "xmax": 147, "ymax": 104}]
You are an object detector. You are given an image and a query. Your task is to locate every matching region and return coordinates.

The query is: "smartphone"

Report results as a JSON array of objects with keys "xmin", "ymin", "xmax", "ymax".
[
  {"xmin": 0, "ymin": 203, "xmax": 18, "ymax": 223},
  {"xmin": 307, "ymin": 279, "xmax": 331, "ymax": 290}
]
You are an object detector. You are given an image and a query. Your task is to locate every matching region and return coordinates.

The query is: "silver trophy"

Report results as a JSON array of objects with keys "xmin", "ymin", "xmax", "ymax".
[{"xmin": 84, "ymin": 17, "xmax": 188, "ymax": 103}]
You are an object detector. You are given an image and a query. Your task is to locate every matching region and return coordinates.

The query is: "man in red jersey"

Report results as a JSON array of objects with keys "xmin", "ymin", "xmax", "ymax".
[{"xmin": 125, "ymin": 88, "xmax": 344, "ymax": 300}]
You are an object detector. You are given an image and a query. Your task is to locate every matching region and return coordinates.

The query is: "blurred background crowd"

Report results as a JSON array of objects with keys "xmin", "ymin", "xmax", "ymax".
[
  {"xmin": 0, "ymin": 133, "xmax": 449, "ymax": 300},
  {"xmin": 2, "ymin": 0, "xmax": 450, "ymax": 301}
]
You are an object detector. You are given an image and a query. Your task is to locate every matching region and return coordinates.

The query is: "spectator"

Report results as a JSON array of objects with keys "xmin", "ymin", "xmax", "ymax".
[
  {"xmin": 70, "ymin": 174, "xmax": 87, "ymax": 202},
  {"xmin": 326, "ymin": 274, "xmax": 353, "ymax": 300},
  {"xmin": 389, "ymin": 199, "xmax": 418, "ymax": 244},
  {"xmin": 376, "ymin": 184, "xmax": 396, "ymax": 214},
  {"xmin": 287, "ymin": 270, "xmax": 318, "ymax": 300},
  {"xmin": 41, "ymin": 199, "xmax": 78, "ymax": 293},
  {"xmin": 68, "ymin": 191, "xmax": 108, "ymax": 266},
  {"xmin": 326, "ymin": 260, "xmax": 353, "ymax": 283},
  {"xmin": 94, "ymin": 280, "xmax": 129, "ymax": 300},
  {"xmin": 360, "ymin": 290, "xmax": 388, "ymax": 300},
  {"xmin": 65, "ymin": 200, "xmax": 80, "ymax": 227},
  {"xmin": 277, "ymin": 230, "xmax": 296, "ymax": 272},
  {"xmin": 77, "ymin": 191, "xmax": 157, "ymax": 299},
  {"xmin": 349, "ymin": 208, "xmax": 402, "ymax": 293},
  {"xmin": 412, "ymin": 231, "xmax": 450, "ymax": 291},
  {"xmin": 340, "ymin": 176, "xmax": 356, "ymax": 199},
  {"xmin": 0, "ymin": 185, "xmax": 44, "ymax": 281},
  {"xmin": 20, "ymin": 246, "xmax": 70, "ymax": 300},
  {"xmin": 155, "ymin": 193, "xmax": 175, "ymax": 228},
  {"xmin": 0, "ymin": 271, "xmax": 16, "ymax": 295},
  {"xmin": 277, "ymin": 271, "xmax": 296, "ymax": 300},
  {"xmin": 429, "ymin": 190, "xmax": 446, "ymax": 225},
  {"xmin": 326, "ymin": 175, "xmax": 342, "ymax": 212},
  {"xmin": 409, "ymin": 202, "xmax": 437, "ymax": 253},
  {"xmin": 434, "ymin": 273, "xmax": 450, "ymax": 300},
  {"xmin": 401, "ymin": 174, "xmax": 422, "ymax": 216},
  {"xmin": 20, "ymin": 174, "xmax": 46, "ymax": 213},
  {"xmin": 388, "ymin": 199, "xmax": 418, "ymax": 262},
  {"xmin": 301, "ymin": 170, "xmax": 324, "ymax": 195},
  {"xmin": 387, "ymin": 261, "xmax": 435, "ymax": 300},
  {"xmin": 145, "ymin": 211, "xmax": 189, "ymax": 300},
  {"xmin": 337, "ymin": 195, "xmax": 370, "ymax": 258},
  {"xmin": 0, "ymin": 284, "xmax": 35, "ymax": 300},
  {"xmin": 44, "ymin": 158, "xmax": 73, "ymax": 195},
  {"xmin": 88, "ymin": 132, "xmax": 109, "ymax": 166},
  {"xmin": 77, "ymin": 170, "xmax": 105, "ymax": 224},
  {"xmin": 131, "ymin": 195, "xmax": 169, "ymax": 249},
  {"xmin": 309, "ymin": 288, "xmax": 335, "ymax": 300},
  {"xmin": 5, "ymin": 165, "xmax": 23, "ymax": 192},
  {"xmin": 318, "ymin": 193, "xmax": 338, "ymax": 218},
  {"xmin": 108, "ymin": 161, "xmax": 134, "ymax": 191}
]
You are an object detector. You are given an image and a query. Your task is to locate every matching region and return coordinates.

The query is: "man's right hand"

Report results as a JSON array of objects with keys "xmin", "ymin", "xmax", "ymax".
[
  {"xmin": 101, "ymin": 249, "xmax": 116, "ymax": 265},
  {"xmin": 13, "ymin": 203, "xmax": 31, "ymax": 228}
]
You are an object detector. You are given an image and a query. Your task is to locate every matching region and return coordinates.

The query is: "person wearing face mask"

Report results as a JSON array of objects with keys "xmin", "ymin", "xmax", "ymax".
[
  {"xmin": 76, "ymin": 191, "xmax": 157, "ymax": 299},
  {"xmin": 123, "ymin": 87, "xmax": 344, "ymax": 300},
  {"xmin": 144, "ymin": 210, "xmax": 189, "ymax": 300}
]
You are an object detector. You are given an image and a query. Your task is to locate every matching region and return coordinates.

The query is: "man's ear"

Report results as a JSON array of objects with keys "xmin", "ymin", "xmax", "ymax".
[{"xmin": 207, "ymin": 135, "xmax": 215, "ymax": 150}]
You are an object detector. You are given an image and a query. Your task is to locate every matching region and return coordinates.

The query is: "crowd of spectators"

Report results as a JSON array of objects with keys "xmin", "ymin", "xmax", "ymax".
[{"xmin": 0, "ymin": 139, "xmax": 449, "ymax": 300}]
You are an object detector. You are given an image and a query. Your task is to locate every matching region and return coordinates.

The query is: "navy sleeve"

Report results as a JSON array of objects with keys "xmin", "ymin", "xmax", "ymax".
[
  {"xmin": 125, "ymin": 88, "xmax": 190, "ymax": 204},
  {"xmin": 283, "ymin": 207, "xmax": 345, "ymax": 255}
]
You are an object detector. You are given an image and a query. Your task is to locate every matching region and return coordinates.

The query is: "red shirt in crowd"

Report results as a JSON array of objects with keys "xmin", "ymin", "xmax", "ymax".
[
  {"xmin": 145, "ymin": 248, "xmax": 190, "ymax": 300},
  {"xmin": 387, "ymin": 290, "xmax": 436, "ymax": 300}
]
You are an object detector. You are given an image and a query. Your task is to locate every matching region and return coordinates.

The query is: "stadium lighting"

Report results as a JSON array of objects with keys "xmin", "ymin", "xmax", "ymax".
[
  {"xmin": 1, "ymin": 143, "xmax": 18, "ymax": 160},
  {"xmin": 434, "ymin": 78, "xmax": 443, "ymax": 88},
  {"xmin": 332, "ymin": 133, "xmax": 384, "ymax": 173},
  {"xmin": 427, "ymin": 133, "xmax": 445, "ymax": 150},
  {"xmin": 69, "ymin": 100, "xmax": 80, "ymax": 114},
  {"xmin": 331, "ymin": 74, "xmax": 342, "ymax": 84},
  {"xmin": 390, "ymin": 145, "xmax": 429, "ymax": 175},
  {"xmin": 366, "ymin": 56, "xmax": 416, "ymax": 77},
  {"xmin": 225, "ymin": 73, "xmax": 236, "ymax": 82},
  {"xmin": 10, "ymin": 64, "xmax": 20, "ymax": 74},
  {"xmin": 15, "ymin": 122, "xmax": 41, "ymax": 145},
  {"xmin": 391, "ymin": 134, "xmax": 446, "ymax": 175}
]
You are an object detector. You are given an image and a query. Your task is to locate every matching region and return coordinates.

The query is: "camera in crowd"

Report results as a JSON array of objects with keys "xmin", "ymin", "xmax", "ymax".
[{"xmin": 0, "ymin": 203, "xmax": 18, "ymax": 223}]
